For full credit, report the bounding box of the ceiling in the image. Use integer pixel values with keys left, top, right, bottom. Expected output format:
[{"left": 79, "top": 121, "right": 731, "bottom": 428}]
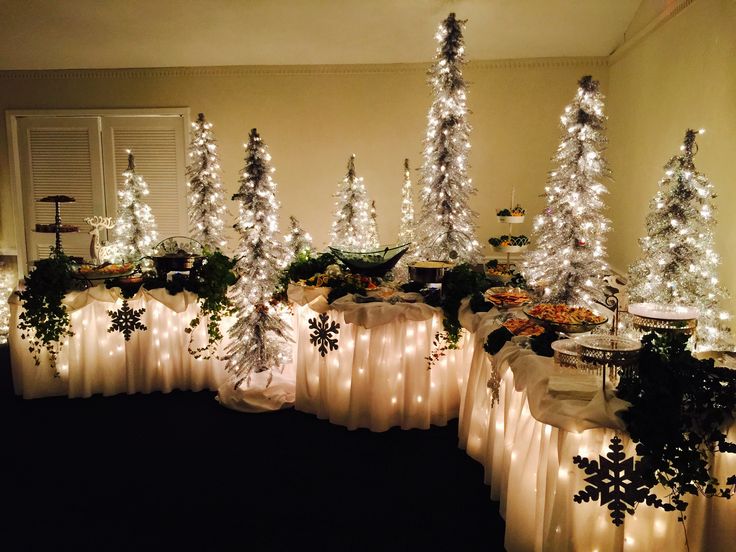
[{"left": 0, "top": 0, "right": 643, "bottom": 70}]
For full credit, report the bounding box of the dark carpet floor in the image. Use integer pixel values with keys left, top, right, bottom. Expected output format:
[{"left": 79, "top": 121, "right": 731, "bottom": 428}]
[{"left": 0, "top": 344, "right": 505, "bottom": 551}]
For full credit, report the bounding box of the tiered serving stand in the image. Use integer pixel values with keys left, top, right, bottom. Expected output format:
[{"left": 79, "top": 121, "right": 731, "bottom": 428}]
[{"left": 33, "top": 195, "right": 78, "bottom": 256}]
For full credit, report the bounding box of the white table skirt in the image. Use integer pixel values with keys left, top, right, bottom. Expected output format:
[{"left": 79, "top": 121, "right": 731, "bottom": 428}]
[
  {"left": 9, "top": 285, "right": 231, "bottom": 399},
  {"left": 291, "top": 289, "right": 474, "bottom": 431},
  {"left": 459, "top": 336, "right": 736, "bottom": 552}
]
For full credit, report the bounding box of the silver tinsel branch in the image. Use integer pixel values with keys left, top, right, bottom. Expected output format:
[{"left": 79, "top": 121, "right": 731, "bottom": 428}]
[
  {"left": 398, "top": 158, "right": 415, "bottom": 244},
  {"left": 225, "top": 128, "right": 291, "bottom": 388},
  {"left": 113, "top": 151, "right": 158, "bottom": 262},
  {"left": 330, "top": 154, "right": 379, "bottom": 252},
  {"left": 186, "top": 113, "right": 227, "bottom": 251},
  {"left": 284, "top": 215, "right": 313, "bottom": 259},
  {"left": 368, "top": 200, "right": 380, "bottom": 247},
  {"left": 523, "top": 75, "right": 611, "bottom": 307},
  {"left": 413, "top": 12, "right": 481, "bottom": 263},
  {"left": 628, "top": 129, "right": 733, "bottom": 351}
]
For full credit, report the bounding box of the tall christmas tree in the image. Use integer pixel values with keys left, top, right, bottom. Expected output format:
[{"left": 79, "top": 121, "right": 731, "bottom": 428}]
[
  {"left": 413, "top": 13, "right": 480, "bottom": 263},
  {"left": 628, "top": 129, "right": 733, "bottom": 351},
  {"left": 0, "top": 262, "right": 13, "bottom": 345},
  {"left": 114, "top": 151, "right": 158, "bottom": 261},
  {"left": 523, "top": 75, "right": 611, "bottom": 307},
  {"left": 225, "top": 129, "right": 290, "bottom": 388},
  {"left": 398, "top": 158, "right": 415, "bottom": 244},
  {"left": 330, "top": 154, "right": 379, "bottom": 251},
  {"left": 187, "top": 113, "right": 227, "bottom": 251},
  {"left": 284, "top": 215, "right": 313, "bottom": 259}
]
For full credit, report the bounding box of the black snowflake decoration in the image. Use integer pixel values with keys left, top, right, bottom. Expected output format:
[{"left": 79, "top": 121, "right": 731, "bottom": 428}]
[
  {"left": 107, "top": 299, "right": 147, "bottom": 341},
  {"left": 308, "top": 313, "right": 340, "bottom": 357},
  {"left": 572, "top": 435, "right": 649, "bottom": 526}
]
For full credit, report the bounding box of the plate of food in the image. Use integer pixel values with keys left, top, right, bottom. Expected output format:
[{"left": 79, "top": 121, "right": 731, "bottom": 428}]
[
  {"left": 524, "top": 303, "right": 607, "bottom": 334},
  {"left": 502, "top": 317, "right": 545, "bottom": 336},
  {"left": 484, "top": 287, "right": 532, "bottom": 309},
  {"left": 73, "top": 262, "right": 135, "bottom": 280}
]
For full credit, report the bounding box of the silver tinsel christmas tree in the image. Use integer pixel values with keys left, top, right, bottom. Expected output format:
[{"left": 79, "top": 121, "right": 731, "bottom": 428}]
[
  {"left": 225, "top": 129, "right": 290, "bottom": 388},
  {"left": 523, "top": 75, "right": 611, "bottom": 307},
  {"left": 368, "top": 200, "right": 380, "bottom": 246},
  {"left": 186, "top": 113, "right": 227, "bottom": 251},
  {"left": 284, "top": 215, "right": 313, "bottom": 259},
  {"left": 330, "top": 154, "right": 379, "bottom": 252},
  {"left": 113, "top": 151, "right": 158, "bottom": 262},
  {"left": 628, "top": 129, "right": 733, "bottom": 351},
  {"left": 413, "top": 13, "right": 480, "bottom": 263},
  {"left": 398, "top": 158, "right": 415, "bottom": 244}
]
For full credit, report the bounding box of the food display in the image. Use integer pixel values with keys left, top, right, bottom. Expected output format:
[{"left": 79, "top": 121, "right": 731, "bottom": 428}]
[
  {"left": 483, "top": 287, "right": 532, "bottom": 309},
  {"left": 485, "top": 261, "right": 515, "bottom": 284},
  {"left": 496, "top": 205, "right": 526, "bottom": 223},
  {"left": 488, "top": 234, "right": 530, "bottom": 252},
  {"left": 328, "top": 244, "right": 409, "bottom": 277},
  {"left": 502, "top": 318, "right": 545, "bottom": 336},
  {"left": 524, "top": 303, "right": 607, "bottom": 333},
  {"left": 74, "top": 262, "right": 135, "bottom": 280}
]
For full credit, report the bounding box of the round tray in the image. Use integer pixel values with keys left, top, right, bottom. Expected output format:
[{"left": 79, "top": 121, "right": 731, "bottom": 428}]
[
  {"left": 575, "top": 335, "right": 641, "bottom": 369},
  {"left": 551, "top": 339, "right": 581, "bottom": 369},
  {"left": 628, "top": 302, "right": 699, "bottom": 335},
  {"left": 524, "top": 309, "right": 608, "bottom": 334},
  {"left": 72, "top": 264, "right": 135, "bottom": 281}
]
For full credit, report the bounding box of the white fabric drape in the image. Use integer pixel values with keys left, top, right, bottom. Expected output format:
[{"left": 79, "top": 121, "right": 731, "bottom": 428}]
[
  {"left": 9, "top": 284, "right": 230, "bottom": 399},
  {"left": 459, "top": 332, "right": 736, "bottom": 552},
  {"left": 290, "top": 286, "right": 474, "bottom": 431}
]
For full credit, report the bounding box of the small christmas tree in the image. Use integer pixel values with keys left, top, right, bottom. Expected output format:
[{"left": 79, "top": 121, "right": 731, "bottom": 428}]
[
  {"left": 330, "top": 154, "right": 379, "bottom": 252},
  {"left": 187, "top": 113, "right": 227, "bottom": 251},
  {"left": 628, "top": 129, "right": 733, "bottom": 350},
  {"left": 225, "top": 129, "right": 290, "bottom": 388},
  {"left": 398, "top": 158, "right": 415, "bottom": 244},
  {"left": 413, "top": 13, "right": 481, "bottom": 263},
  {"left": 114, "top": 151, "right": 158, "bottom": 262},
  {"left": 523, "top": 75, "right": 611, "bottom": 307},
  {"left": 284, "top": 215, "right": 313, "bottom": 259}
]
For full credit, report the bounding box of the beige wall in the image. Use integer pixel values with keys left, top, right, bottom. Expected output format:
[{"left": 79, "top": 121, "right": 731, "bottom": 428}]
[
  {"left": 0, "top": 58, "right": 608, "bottom": 262},
  {"left": 607, "top": 0, "right": 736, "bottom": 313}
]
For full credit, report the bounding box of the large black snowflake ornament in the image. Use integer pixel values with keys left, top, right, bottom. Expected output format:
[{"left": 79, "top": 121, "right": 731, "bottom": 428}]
[
  {"left": 308, "top": 313, "right": 340, "bottom": 357},
  {"left": 108, "top": 299, "right": 147, "bottom": 341},
  {"left": 572, "top": 435, "right": 649, "bottom": 526}
]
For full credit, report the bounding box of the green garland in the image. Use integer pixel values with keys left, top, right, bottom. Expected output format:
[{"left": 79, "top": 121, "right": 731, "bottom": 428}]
[
  {"left": 184, "top": 251, "right": 237, "bottom": 359},
  {"left": 17, "top": 253, "right": 82, "bottom": 370},
  {"left": 435, "top": 264, "right": 492, "bottom": 347},
  {"left": 616, "top": 332, "right": 736, "bottom": 517}
]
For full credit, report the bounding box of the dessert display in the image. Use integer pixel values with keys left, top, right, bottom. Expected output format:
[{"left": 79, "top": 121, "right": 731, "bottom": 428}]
[
  {"left": 496, "top": 204, "right": 526, "bottom": 223},
  {"left": 488, "top": 234, "right": 530, "bottom": 252},
  {"left": 34, "top": 195, "right": 78, "bottom": 256},
  {"left": 483, "top": 287, "right": 532, "bottom": 309}
]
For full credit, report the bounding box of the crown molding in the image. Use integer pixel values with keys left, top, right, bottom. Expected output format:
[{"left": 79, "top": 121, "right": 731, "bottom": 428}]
[
  {"left": 609, "top": 0, "right": 695, "bottom": 64},
  {"left": 0, "top": 57, "right": 608, "bottom": 80}
]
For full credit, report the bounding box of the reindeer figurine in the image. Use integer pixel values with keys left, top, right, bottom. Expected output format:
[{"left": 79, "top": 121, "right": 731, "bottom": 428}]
[{"left": 84, "top": 216, "right": 116, "bottom": 265}]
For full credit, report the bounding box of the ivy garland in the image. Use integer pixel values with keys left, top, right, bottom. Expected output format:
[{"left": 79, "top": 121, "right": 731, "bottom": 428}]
[
  {"left": 17, "top": 253, "right": 83, "bottom": 371},
  {"left": 616, "top": 332, "right": 736, "bottom": 519},
  {"left": 184, "top": 251, "right": 237, "bottom": 359}
]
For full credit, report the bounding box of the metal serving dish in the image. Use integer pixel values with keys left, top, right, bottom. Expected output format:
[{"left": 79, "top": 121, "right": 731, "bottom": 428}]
[{"left": 408, "top": 261, "right": 454, "bottom": 284}]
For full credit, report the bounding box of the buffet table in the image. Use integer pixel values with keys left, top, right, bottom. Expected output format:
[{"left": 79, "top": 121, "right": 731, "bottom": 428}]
[
  {"left": 289, "top": 285, "right": 474, "bottom": 431},
  {"left": 9, "top": 284, "right": 233, "bottom": 399},
  {"left": 458, "top": 307, "right": 736, "bottom": 552}
]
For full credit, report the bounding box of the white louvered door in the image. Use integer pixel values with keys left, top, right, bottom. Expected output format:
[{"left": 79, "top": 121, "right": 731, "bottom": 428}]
[
  {"left": 102, "top": 116, "right": 187, "bottom": 243},
  {"left": 17, "top": 117, "right": 106, "bottom": 260}
]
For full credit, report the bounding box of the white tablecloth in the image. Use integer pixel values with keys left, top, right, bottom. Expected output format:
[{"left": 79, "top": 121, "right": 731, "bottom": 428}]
[
  {"left": 459, "top": 323, "right": 736, "bottom": 551},
  {"left": 9, "top": 284, "right": 233, "bottom": 399},
  {"left": 290, "top": 285, "right": 474, "bottom": 431}
]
